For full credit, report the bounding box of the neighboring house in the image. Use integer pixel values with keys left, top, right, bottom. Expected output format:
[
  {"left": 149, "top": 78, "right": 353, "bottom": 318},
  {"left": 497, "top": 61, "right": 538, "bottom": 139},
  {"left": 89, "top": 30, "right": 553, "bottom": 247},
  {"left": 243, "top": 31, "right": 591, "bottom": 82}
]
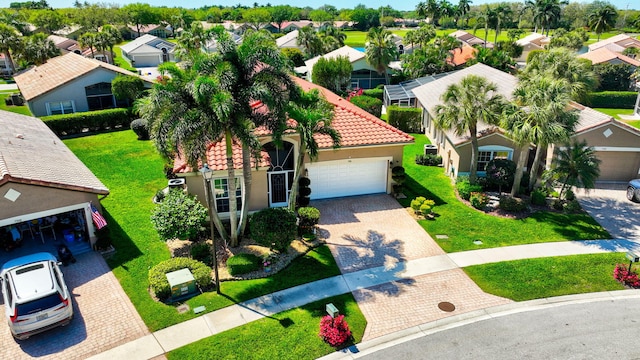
[
  {"left": 0, "top": 54, "right": 11, "bottom": 75},
  {"left": 276, "top": 30, "right": 302, "bottom": 50},
  {"left": 47, "top": 35, "right": 111, "bottom": 64},
  {"left": 279, "top": 20, "right": 314, "bottom": 33},
  {"left": 122, "top": 24, "right": 169, "bottom": 40},
  {"left": 13, "top": 52, "right": 153, "bottom": 117},
  {"left": 449, "top": 45, "right": 476, "bottom": 67},
  {"left": 53, "top": 25, "right": 85, "bottom": 40},
  {"left": 120, "top": 34, "right": 176, "bottom": 67},
  {"left": 174, "top": 76, "right": 413, "bottom": 214},
  {"left": 203, "top": 32, "right": 243, "bottom": 53},
  {"left": 412, "top": 63, "right": 640, "bottom": 182},
  {"left": 578, "top": 47, "right": 640, "bottom": 68},
  {"left": 383, "top": 72, "right": 455, "bottom": 108},
  {"left": 0, "top": 110, "right": 109, "bottom": 248},
  {"left": 515, "top": 33, "right": 550, "bottom": 62},
  {"left": 588, "top": 34, "right": 640, "bottom": 53},
  {"left": 305, "top": 45, "right": 388, "bottom": 89},
  {"left": 449, "top": 30, "right": 494, "bottom": 49}
]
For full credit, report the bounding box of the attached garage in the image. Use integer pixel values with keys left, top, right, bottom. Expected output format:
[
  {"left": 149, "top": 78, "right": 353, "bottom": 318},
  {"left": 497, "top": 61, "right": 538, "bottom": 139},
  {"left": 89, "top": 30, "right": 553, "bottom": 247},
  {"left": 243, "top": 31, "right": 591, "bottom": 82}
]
[
  {"left": 306, "top": 157, "right": 391, "bottom": 200},
  {"left": 593, "top": 151, "right": 640, "bottom": 181},
  {"left": 130, "top": 54, "right": 161, "bottom": 67}
]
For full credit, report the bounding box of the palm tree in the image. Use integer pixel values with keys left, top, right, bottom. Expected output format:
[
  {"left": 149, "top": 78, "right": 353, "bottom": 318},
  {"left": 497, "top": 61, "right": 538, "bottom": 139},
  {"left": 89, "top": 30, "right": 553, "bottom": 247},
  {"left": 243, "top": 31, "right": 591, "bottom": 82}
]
[
  {"left": 286, "top": 87, "right": 341, "bottom": 210},
  {"left": 525, "top": 0, "right": 566, "bottom": 36},
  {"left": 297, "top": 26, "right": 323, "bottom": 57},
  {"left": 588, "top": 4, "right": 618, "bottom": 41},
  {"left": 0, "top": 24, "right": 21, "bottom": 73},
  {"left": 365, "top": 27, "right": 398, "bottom": 85},
  {"left": 320, "top": 25, "right": 346, "bottom": 47},
  {"left": 458, "top": 0, "right": 472, "bottom": 26},
  {"left": 474, "top": 5, "right": 496, "bottom": 48},
  {"left": 175, "top": 21, "right": 216, "bottom": 59},
  {"left": 136, "top": 31, "right": 296, "bottom": 247},
  {"left": 493, "top": 4, "right": 513, "bottom": 44},
  {"left": 544, "top": 139, "right": 601, "bottom": 199},
  {"left": 99, "top": 25, "right": 122, "bottom": 64},
  {"left": 78, "top": 32, "right": 97, "bottom": 59},
  {"left": 416, "top": 0, "right": 441, "bottom": 26},
  {"left": 434, "top": 75, "right": 506, "bottom": 184},
  {"left": 20, "top": 33, "right": 60, "bottom": 66}
]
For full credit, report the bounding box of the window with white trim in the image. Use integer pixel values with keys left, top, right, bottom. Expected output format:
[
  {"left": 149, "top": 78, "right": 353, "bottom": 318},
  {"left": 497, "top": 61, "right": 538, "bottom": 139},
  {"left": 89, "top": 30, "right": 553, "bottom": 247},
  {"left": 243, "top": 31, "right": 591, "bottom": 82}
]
[
  {"left": 477, "top": 146, "right": 513, "bottom": 171},
  {"left": 213, "top": 178, "right": 242, "bottom": 213},
  {"left": 46, "top": 100, "right": 75, "bottom": 115}
]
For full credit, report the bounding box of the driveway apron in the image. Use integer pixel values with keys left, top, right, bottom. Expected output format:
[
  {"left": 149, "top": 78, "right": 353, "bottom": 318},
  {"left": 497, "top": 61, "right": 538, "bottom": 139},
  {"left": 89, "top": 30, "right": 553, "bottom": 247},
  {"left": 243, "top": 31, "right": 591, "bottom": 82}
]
[
  {"left": 313, "top": 194, "right": 511, "bottom": 340},
  {"left": 576, "top": 184, "right": 640, "bottom": 241}
]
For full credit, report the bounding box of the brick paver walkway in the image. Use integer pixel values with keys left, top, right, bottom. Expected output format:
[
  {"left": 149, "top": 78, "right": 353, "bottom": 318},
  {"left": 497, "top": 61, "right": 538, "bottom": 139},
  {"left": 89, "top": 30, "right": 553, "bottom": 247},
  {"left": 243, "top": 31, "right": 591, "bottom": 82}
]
[
  {"left": 314, "top": 194, "right": 511, "bottom": 341},
  {"left": 0, "top": 252, "right": 148, "bottom": 360}
]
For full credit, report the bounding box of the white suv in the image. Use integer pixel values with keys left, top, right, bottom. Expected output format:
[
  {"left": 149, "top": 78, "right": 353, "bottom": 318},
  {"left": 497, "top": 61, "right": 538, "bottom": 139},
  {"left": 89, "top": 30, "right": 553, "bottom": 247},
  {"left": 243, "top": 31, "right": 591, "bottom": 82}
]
[{"left": 1, "top": 252, "right": 73, "bottom": 340}]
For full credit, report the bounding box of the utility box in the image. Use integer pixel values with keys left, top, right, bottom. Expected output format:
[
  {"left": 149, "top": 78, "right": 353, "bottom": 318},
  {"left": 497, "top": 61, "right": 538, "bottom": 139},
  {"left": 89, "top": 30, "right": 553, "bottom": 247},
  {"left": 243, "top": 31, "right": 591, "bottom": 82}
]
[{"left": 166, "top": 268, "right": 197, "bottom": 299}]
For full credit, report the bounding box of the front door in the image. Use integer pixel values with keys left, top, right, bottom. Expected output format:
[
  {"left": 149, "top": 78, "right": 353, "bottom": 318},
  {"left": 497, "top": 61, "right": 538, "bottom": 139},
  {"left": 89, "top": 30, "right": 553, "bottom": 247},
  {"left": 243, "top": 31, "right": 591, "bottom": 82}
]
[
  {"left": 264, "top": 141, "right": 295, "bottom": 207},
  {"left": 269, "top": 171, "right": 289, "bottom": 207}
]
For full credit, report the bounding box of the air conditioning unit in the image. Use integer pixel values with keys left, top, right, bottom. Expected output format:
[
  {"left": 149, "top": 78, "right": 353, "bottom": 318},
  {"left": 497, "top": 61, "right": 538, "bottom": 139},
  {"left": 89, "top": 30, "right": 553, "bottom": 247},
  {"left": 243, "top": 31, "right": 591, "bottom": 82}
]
[
  {"left": 424, "top": 144, "right": 438, "bottom": 155},
  {"left": 168, "top": 178, "right": 186, "bottom": 190}
]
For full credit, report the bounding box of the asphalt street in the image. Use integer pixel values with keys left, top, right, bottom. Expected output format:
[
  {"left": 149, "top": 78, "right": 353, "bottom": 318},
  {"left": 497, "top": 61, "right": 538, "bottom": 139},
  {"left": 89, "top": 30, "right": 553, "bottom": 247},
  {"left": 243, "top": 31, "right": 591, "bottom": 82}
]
[{"left": 360, "top": 298, "right": 640, "bottom": 360}]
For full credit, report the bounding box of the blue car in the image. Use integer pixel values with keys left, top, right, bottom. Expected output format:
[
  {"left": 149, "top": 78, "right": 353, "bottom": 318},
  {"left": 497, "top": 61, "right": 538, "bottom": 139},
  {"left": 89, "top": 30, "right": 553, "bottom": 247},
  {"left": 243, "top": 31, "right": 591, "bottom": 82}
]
[{"left": 627, "top": 179, "right": 640, "bottom": 202}]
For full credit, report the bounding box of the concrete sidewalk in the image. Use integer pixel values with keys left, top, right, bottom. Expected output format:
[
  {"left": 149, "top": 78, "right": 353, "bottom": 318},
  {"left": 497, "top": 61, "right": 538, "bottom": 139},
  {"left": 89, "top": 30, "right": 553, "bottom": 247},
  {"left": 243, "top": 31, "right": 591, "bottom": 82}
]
[{"left": 88, "top": 238, "right": 640, "bottom": 360}]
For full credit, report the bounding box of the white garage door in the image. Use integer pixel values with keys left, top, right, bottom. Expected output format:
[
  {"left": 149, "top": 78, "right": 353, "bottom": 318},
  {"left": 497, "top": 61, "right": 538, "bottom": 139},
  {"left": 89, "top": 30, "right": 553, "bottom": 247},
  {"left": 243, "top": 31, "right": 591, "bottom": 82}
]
[
  {"left": 306, "top": 157, "right": 390, "bottom": 200},
  {"left": 132, "top": 55, "right": 160, "bottom": 67}
]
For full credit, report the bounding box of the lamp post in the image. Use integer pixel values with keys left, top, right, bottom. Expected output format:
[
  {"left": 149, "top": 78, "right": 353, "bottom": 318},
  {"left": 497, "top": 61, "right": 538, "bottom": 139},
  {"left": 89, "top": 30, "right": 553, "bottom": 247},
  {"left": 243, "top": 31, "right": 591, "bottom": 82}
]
[{"left": 199, "top": 164, "right": 221, "bottom": 294}]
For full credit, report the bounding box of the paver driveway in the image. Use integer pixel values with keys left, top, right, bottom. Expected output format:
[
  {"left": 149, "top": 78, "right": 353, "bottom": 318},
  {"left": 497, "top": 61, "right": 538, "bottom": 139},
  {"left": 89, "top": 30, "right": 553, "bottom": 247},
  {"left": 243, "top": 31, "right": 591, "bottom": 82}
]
[
  {"left": 576, "top": 184, "right": 640, "bottom": 241},
  {"left": 313, "top": 194, "right": 510, "bottom": 340},
  {"left": 0, "top": 251, "right": 148, "bottom": 360}
]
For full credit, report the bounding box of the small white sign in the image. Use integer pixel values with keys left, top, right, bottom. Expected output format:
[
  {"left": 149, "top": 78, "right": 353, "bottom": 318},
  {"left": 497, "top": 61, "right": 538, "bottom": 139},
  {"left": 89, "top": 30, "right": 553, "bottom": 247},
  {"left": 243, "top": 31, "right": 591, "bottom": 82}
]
[{"left": 4, "top": 188, "right": 21, "bottom": 202}]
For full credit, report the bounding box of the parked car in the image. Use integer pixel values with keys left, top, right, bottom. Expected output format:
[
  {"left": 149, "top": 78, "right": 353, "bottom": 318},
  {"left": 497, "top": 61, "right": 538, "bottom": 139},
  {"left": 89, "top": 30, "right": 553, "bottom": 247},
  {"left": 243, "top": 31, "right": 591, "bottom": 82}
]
[
  {"left": 627, "top": 179, "right": 640, "bottom": 202},
  {"left": 0, "top": 252, "right": 73, "bottom": 340}
]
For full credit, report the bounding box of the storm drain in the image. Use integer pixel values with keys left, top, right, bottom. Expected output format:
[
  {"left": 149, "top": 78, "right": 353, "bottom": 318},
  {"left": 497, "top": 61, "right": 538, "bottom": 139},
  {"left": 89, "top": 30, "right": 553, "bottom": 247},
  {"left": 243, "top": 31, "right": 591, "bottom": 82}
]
[{"left": 438, "top": 301, "right": 456, "bottom": 312}]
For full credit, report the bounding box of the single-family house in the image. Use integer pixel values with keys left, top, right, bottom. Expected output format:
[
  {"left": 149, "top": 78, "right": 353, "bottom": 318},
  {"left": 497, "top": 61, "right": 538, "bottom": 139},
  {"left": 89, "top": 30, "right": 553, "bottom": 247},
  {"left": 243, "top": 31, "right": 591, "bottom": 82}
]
[
  {"left": 122, "top": 24, "right": 170, "bottom": 40},
  {"left": 449, "top": 30, "right": 494, "bottom": 49},
  {"left": 515, "top": 33, "right": 550, "bottom": 63},
  {"left": 276, "top": 30, "right": 302, "bottom": 50},
  {"left": 412, "top": 63, "right": 640, "bottom": 182},
  {"left": 120, "top": 34, "right": 176, "bottom": 67},
  {"left": 0, "top": 110, "right": 109, "bottom": 249},
  {"left": 305, "top": 45, "right": 388, "bottom": 89},
  {"left": 52, "top": 25, "right": 85, "bottom": 40},
  {"left": 383, "top": 72, "right": 455, "bottom": 108},
  {"left": 588, "top": 34, "right": 640, "bottom": 53},
  {"left": 48, "top": 34, "right": 111, "bottom": 64},
  {"left": 279, "top": 21, "right": 314, "bottom": 33},
  {"left": 13, "top": 52, "right": 153, "bottom": 117},
  {"left": 203, "top": 32, "right": 243, "bottom": 53},
  {"left": 173, "top": 76, "right": 413, "bottom": 214},
  {"left": 579, "top": 47, "right": 640, "bottom": 68}
]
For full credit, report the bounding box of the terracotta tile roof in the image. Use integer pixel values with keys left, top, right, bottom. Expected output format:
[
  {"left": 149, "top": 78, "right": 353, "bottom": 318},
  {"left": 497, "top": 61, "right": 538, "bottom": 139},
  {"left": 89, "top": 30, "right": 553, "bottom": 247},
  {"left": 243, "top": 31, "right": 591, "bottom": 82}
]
[
  {"left": 0, "top": 110, "right": 109, "bottom": 194},
  {"left": 578, "top": 47, "right": 640, "bottom": 67},
  {"left": 449, "top": 45, "right": 476, "bottom": 66},
  {"left": 14, "top": 53, "right": 147, "bottom": 101},
  {"left": 174, "top": 76, "right": 413, "bottom": 173}
]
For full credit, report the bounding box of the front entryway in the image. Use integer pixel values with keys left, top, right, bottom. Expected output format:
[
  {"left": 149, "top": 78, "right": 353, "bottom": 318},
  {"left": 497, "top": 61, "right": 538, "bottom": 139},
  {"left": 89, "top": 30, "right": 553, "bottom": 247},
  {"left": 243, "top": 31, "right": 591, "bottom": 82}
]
[{"left": 264, "top": 141, "right": 294, "bottom": 207}]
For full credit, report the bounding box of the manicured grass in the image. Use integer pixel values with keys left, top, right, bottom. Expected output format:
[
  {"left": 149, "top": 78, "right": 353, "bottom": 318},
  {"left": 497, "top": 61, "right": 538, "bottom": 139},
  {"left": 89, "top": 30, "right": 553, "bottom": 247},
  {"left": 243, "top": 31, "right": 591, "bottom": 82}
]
[
  {"left": 64, "top": 130, "right": 344, "bottom": 331},
  {"left": 594, "top": 108, "right": 635, "bottom": 120},
  {"left": 113, "top": 43, "right": 138, "bottom": 73},
  {"left": 399, "top": 134, "right": 610, "bottom": 253},
  {"left": 167, "top": 294, "right": 366, "bottom": 360},
  {"left": 464, "top": 253, "right": 627, "bottom": 301},
  {"left": 626, "top": 120, "right": 640, "bottom": 129},
  {"left": 0, "top": 92, "right": 32, "bottom": 116}
]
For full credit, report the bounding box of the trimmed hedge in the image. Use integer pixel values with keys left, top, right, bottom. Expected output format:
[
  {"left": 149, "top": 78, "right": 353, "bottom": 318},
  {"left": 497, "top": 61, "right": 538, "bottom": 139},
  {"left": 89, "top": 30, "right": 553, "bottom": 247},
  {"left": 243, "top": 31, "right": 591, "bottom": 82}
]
[
  {"left": 298, "top": 206, "right": 320, "bottom": 229},
  {"left": 456, "top": 177, "right": 483, "bottom": 201},
  {"left": 41, "top": 108, "right": 135, "bottom": 136},
  {"left": 250, "top": 207, "right": 297, "bottom": 252},
  {"left": 363, "top": 88, "right": 384, "bottom": 100},
  {"left": 387, "top": 105, "right": 421, "bottom": 133},
  {"left": 148, "top": 257, "right": 212, "bottom": 301},
  {"left": 586, "top": 91, "right": 637, "bottom": 109},
  {"left": 130, "top": 118, "right": 149, "bottom": 140},
  {"left": 349, "top": 95, "right": 382, "bottom": 117},
  {"left": 226, "top": 253, "right": 262, "bottom": 275}
]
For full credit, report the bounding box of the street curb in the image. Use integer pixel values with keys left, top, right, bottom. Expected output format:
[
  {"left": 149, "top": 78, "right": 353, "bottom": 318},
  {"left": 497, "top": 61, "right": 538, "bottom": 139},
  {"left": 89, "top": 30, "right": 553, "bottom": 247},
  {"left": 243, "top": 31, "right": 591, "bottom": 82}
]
[{"left": 318, "top": 289, "right": 640, "bottom": 359}]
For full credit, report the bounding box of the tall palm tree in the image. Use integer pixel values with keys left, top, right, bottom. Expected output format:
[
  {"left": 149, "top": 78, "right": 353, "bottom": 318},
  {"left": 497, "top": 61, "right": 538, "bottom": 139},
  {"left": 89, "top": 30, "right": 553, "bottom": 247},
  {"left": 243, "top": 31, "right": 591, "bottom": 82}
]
[
  {"left": 175, "top": 21, "right": 216, "bottom": 59},
  {"left": 320, "top": 25, "right": 346, "bottom": 47},
  {"left": 0, "top": 24, "right": 21, "bottom": 73},
  {"left": 474, "top": 5, "right": 496, "bottom": 48},
  {"left": 365, "top": 27, "right": 398, "bottom": 85},
  {"left": 99, "top": 25, "right": 122, "bottom": 65},
  {"left": 493, "top": 4, "right": 513, "bottom": 44},
  {"left": 416, "top": 0, "right": 441, "bottom": 25},
  {"left": 458, "top": 0, "right": 472, "bottom": 26},
  {"left": 588, "top": 4, "right": 618, "bottom": 41},
  {"left": 286, "top": 87, "right": 341, "bottom": 210},
  {"left": 544, "top": 139, "right": 600, "bottom": 199},
  {"left": 78, "top": 32, "right": 97, "bottom": 59},
  {"left": 21, "top": 33, "right": 59, "bottom": 66},
  {"left": 137, "top": 30, "right": 296, "bottom": 247},
  {"left": 525, "top": 0, "right": 567, "bottom": 36},
  {"left": 434, "top": 75, "right": 506, "bottom": 184},
  {"left": 297, "top": 26, "right": 323, "bottom": 57}
]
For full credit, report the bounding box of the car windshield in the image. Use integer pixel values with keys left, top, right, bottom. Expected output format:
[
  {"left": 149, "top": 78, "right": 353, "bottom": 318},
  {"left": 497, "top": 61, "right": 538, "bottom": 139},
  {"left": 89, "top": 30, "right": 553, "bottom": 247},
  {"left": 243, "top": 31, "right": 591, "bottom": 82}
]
[{"left": 17, "top": 293, "right": 61, "bottom": 316}]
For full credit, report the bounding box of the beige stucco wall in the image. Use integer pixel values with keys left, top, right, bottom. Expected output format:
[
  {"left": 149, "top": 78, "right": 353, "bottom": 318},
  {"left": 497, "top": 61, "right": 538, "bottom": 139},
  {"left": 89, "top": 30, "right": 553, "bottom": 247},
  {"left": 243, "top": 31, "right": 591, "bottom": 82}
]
[
  {"left": 574, "top": 123, "right": 640, "bottom": 148},
  {"left": 455, "top": 134, "right": 528, "bottom": 174}
]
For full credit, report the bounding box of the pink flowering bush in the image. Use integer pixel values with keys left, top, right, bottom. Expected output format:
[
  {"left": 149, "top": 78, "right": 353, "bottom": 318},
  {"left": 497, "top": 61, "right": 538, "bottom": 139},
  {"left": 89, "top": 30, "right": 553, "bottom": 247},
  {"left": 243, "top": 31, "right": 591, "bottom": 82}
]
[
  {"left": 613, "top": 264, "right": 640, "bottom": 288},
  {"left": 319, "top": 315, "right": 352, "bottom": 347}
]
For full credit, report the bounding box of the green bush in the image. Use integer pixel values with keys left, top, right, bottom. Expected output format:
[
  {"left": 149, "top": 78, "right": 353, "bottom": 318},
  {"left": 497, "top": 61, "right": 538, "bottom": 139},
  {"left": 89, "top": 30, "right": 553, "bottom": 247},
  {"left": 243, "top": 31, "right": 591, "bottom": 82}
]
[
  {"left": 148, "top": 257, "right": 212, "bottom": 300},
  {"left": 226, "top": 253, "right": 262, "bottom": 275},
  {"left": 499, "top": 196, "right": 528, "bottom": 212},
  {"left": 298, "top": 207, "right": 320, "bottom": 229},
  {"left": 470, "top": 192, "right": 489, "bottom": 210},
  {"left": 281, "top": 47, "right": 305, "bottom": 67},
  {"left": 387, "top": 105, "right": 422, "bottom": 133},
  {"left": 415, "top": 154, "right": 442, "bottom": 166},
  {"left": 530, "top": 189, "right": 547, "bottom": 206},
  {"left": 130, "top": 118, "right": 149, "bottom": 140},
  {"left": 150, "top": 189, "right": 207, "bottom": 241},
  {"left": 564, "top": 189, "right": 576, "bottom": 201},
  {"left": 410, "top": 196, "right": 427, "bottom": 213},
  {"left": 42, "top": 108, "right": 135, "bottom": 136},
  {"left": 349, "top": 95, "right": 382, "bottom": 117},
  {"left": 586, "top": 91, "right": 637, "bottom": 109},
  {"left": 410, "top": 196, "right": 435, "bottom": 214},
  {"left": 363, "top": 88, "right": 384, "bottom": 100},
  {"left": 551, "top": 198, "right": 564, "bottom": 210},
  {"left": 250, "top": 207, "right": 297, "bottom": 252},
  {"left": 456, "top": 177, "right": 483, "bottom": 201},
  {"left": 564, "top": 199, "right": 582, "bottom": 213},
  {"left": 190, "top": 242, "right": 212, "bottom": 265}
]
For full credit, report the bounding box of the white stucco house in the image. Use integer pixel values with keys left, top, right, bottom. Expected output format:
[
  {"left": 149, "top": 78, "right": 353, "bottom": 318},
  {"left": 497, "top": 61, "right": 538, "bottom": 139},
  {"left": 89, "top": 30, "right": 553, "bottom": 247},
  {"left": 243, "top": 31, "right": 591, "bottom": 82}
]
[
  {"left": 120, "top": 34, "right": 176, "bottom": 67},
  {"left": 304, "top": 45, "right": 388, "bottom": 89}
]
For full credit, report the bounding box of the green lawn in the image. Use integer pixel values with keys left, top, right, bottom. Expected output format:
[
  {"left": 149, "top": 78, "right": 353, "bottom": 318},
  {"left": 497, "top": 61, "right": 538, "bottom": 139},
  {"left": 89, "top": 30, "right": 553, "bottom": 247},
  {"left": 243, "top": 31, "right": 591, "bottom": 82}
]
[
  {"left": 464, "top": 253, "right": 627, "bottom": 301},
  {"left": 594, "top": 108, "right": 635, "bottom": 120},
  {"left": 626, "top": 120, "right": 640, "bottom": 129},
  {"left": 64, "top": 130, "right": 346, "bottom": 331},
  {"left": 113, "top": 42, "right": 138, "bottom": 73},
  {"left": 0, "top": 91, "right": 32, "bottom": 116},
  {"left": 168, "top": 294, "right": 366, "bottom": 360},
  {"left": 400, "top": 134, "right": 610, "bottom": 252}
]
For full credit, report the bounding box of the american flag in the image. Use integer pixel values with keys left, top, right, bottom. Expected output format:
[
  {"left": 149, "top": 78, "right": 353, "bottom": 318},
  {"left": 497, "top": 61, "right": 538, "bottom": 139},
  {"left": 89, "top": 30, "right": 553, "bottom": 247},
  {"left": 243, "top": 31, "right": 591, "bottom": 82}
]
[{"left": 90, "top": 203, "right": 107, "bottom": 230}]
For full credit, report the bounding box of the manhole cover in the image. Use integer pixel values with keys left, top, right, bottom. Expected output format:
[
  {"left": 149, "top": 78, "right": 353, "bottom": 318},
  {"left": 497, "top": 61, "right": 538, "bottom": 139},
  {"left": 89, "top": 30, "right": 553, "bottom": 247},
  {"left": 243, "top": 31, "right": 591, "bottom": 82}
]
[
  {"left": 473, "top": 240, "right": 483, "bottom": 245},
  {"left": 438, "top": 302, "right": 456, "bottom": 312}
]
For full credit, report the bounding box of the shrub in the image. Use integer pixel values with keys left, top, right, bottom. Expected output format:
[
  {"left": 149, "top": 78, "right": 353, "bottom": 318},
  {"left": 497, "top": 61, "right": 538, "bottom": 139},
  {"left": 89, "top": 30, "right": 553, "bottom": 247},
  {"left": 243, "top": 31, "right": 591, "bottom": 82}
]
[
  {"left": 485, "top": 159, "right": 515, "bottom": 193},
  {"left": 563, "top": 199, "right": 582, "bottom": 213},
  {"left": 42, "top": 108, "right": 135, "bottom": 136},
  {"left": 470, "top": 192, "right": 489, "bottom": 210},
  {"left": 551, "top": 198, "right": 564, "bottom": 211},
  {"left": 281, "top": 47, "right": 305, "bottom": 67},
  {"left": 349, "top": 95, "right": 382, "bottom": 117},
  {"left": 298, "top": 206, "right": 320, "bottom": 229},
  {"left": 250, "top": 207, "right": 297, "bottom": 252},
  {"left": 387, "top": 105, "right": 422, "bottom": 133},
  {"left": 226, "top": 253, "right": 262, "bottom": 275},
  {"left": 613, "top": 264, "right": 640, "bottom": 288},
  {"left": 586, "top": 91, "right": 637, "bottom": 109},
  {"left": 297, "top": 176, "right": 312, "bottom": 207},
  {"left": 410, "top": 196, "right": 427, "bottom": 213},
  {"left": 319, "top": 315, "right": 352, "bottom": 347},
  {"left": 530, "top": 189, "right": 547, "bottom": 206},
  {"left": 150, "top": 189, "right": 207, "bottom": 241},
  {"left": 410, "top": 196, "right": 435, "bottom": 215},
  {"left": 130, "top": 118, "right": 149, "bottom": 140},
  {"left": 499, "top": 196, "right": 528, "bottom": 212},
  {"left": 190, "top": 242, "right": 212, "bottom": 265},
  {"left": 456, "top": 177, "right": 483, "bottom": 201},
  {"left": 415, "top": 154, "right": 443, "bottom": 166},
  {"left": 564, "top": 189, "right": 576, "bottom": 201},
  {"left": 148, "top": 257, "right": 212, "bottom": 300},
  {"left": 363, "top": 88, "right": 384, "bottom": 100},
  {"left": 419, "top": 203, "right": 432, "bottom": 214}
]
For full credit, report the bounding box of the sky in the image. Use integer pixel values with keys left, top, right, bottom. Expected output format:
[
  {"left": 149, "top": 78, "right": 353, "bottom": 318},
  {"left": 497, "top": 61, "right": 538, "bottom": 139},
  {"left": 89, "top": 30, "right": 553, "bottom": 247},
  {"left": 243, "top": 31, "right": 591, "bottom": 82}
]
[{"left": 45, "top": 0, "right": 638, "bottom": 12}]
